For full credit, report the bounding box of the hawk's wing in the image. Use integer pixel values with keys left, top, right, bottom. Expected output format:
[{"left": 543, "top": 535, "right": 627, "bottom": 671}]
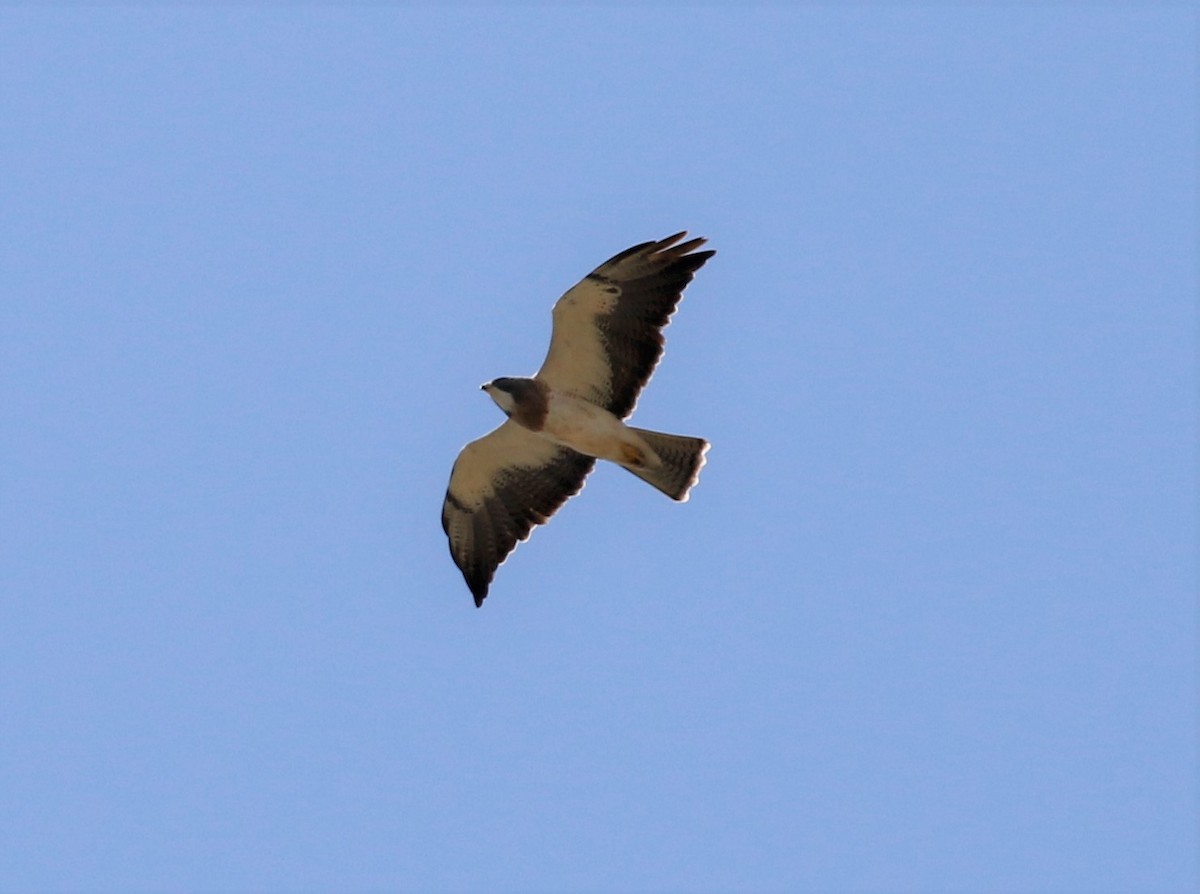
[
  {"left": 442, "top": 420, "right": 596, "bottom": 606},
  {"left": 536, "top": 232, "right": 714, "bottom": 419}
]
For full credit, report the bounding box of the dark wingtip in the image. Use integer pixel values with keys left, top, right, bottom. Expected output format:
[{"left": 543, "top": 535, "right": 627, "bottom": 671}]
[
  {"left": 656, "top": 232, "right": 713, "bottom": 258},
  {"left": 469, "top": 576, "right": 489, "bottom": 607}
]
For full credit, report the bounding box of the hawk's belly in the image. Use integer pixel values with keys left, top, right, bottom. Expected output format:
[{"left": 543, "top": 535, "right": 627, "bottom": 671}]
[{"left": 537, "top": 391, "right": 657, "bottom": 467}]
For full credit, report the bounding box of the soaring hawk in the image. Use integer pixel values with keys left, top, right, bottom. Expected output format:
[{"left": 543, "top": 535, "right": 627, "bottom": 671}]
[{"left": 441, "top": 232, "right": 713, "bottom": 606}]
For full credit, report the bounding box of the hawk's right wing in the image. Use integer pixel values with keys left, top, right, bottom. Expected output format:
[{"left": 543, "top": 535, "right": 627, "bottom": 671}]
[{"left": 441, "top": 420, "right": 595, "bottom": 606}]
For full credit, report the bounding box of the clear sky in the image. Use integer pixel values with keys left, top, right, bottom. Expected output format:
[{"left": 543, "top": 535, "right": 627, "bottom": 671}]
[{"left": 1, "top": 6, "right": 1196, "bottom": 893}]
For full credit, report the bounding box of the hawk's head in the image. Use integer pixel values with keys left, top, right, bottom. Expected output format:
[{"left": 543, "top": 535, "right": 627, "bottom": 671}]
[
  {"left": 481, "top": 377, "right": 547, "bottom": 428},
  {"left": 482, "top": 377, "right": 524, "bottom": 416}
]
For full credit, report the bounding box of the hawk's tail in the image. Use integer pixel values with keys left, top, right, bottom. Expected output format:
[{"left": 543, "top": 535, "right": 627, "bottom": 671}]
[{"left": 623, "top": 428, "right": 710, "bottom": 502}]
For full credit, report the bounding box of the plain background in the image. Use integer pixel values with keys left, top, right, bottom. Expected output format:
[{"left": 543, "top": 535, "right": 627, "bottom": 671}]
[{"left": 2, "top": 6, "right": 1196, "bottom": 893}]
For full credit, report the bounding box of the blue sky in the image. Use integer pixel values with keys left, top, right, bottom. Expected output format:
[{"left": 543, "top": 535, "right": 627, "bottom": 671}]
[{"left": 1, "top": 6, "right": 1196, "bottom": 893}]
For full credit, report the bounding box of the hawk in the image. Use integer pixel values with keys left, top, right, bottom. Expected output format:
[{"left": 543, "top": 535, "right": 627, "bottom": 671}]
[{"left": 441, "top": 232, "right": 713, "bottom": 606}]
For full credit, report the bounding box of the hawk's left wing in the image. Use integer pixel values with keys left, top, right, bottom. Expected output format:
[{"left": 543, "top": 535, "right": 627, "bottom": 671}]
[
  {"left": 442, "top": 420, "right": 595, "bottom": 606},
  {"left": 536, "top": 232, "right": 714, "bottom": 419}
]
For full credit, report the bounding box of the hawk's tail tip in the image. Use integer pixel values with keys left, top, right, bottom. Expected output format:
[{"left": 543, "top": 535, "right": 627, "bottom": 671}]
[{"left": 622, "top": 428, "right": 709, "bottom": 502}]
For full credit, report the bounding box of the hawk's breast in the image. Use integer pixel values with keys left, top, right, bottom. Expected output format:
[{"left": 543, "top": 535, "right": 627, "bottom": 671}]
[{"left": 539, "top": 389, "right": 635, "bottom": 463}]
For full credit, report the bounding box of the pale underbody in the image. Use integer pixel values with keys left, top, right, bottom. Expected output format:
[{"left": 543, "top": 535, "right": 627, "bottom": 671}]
[
  {"left": 486, "top": 383, "right": 662, "bottom": 469},
  {"left": 539, "top": 390, "right": 662, "bottom": 468}
]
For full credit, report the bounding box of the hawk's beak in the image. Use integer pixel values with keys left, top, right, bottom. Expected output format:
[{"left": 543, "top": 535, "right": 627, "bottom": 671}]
[{"left": 480, "top": 383, "right": 490, "bottom": 392}]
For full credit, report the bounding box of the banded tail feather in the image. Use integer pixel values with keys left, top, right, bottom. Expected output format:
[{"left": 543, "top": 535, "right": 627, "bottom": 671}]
[{"left": 621, "top": 428, "right": 709, "bottom": 502}]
